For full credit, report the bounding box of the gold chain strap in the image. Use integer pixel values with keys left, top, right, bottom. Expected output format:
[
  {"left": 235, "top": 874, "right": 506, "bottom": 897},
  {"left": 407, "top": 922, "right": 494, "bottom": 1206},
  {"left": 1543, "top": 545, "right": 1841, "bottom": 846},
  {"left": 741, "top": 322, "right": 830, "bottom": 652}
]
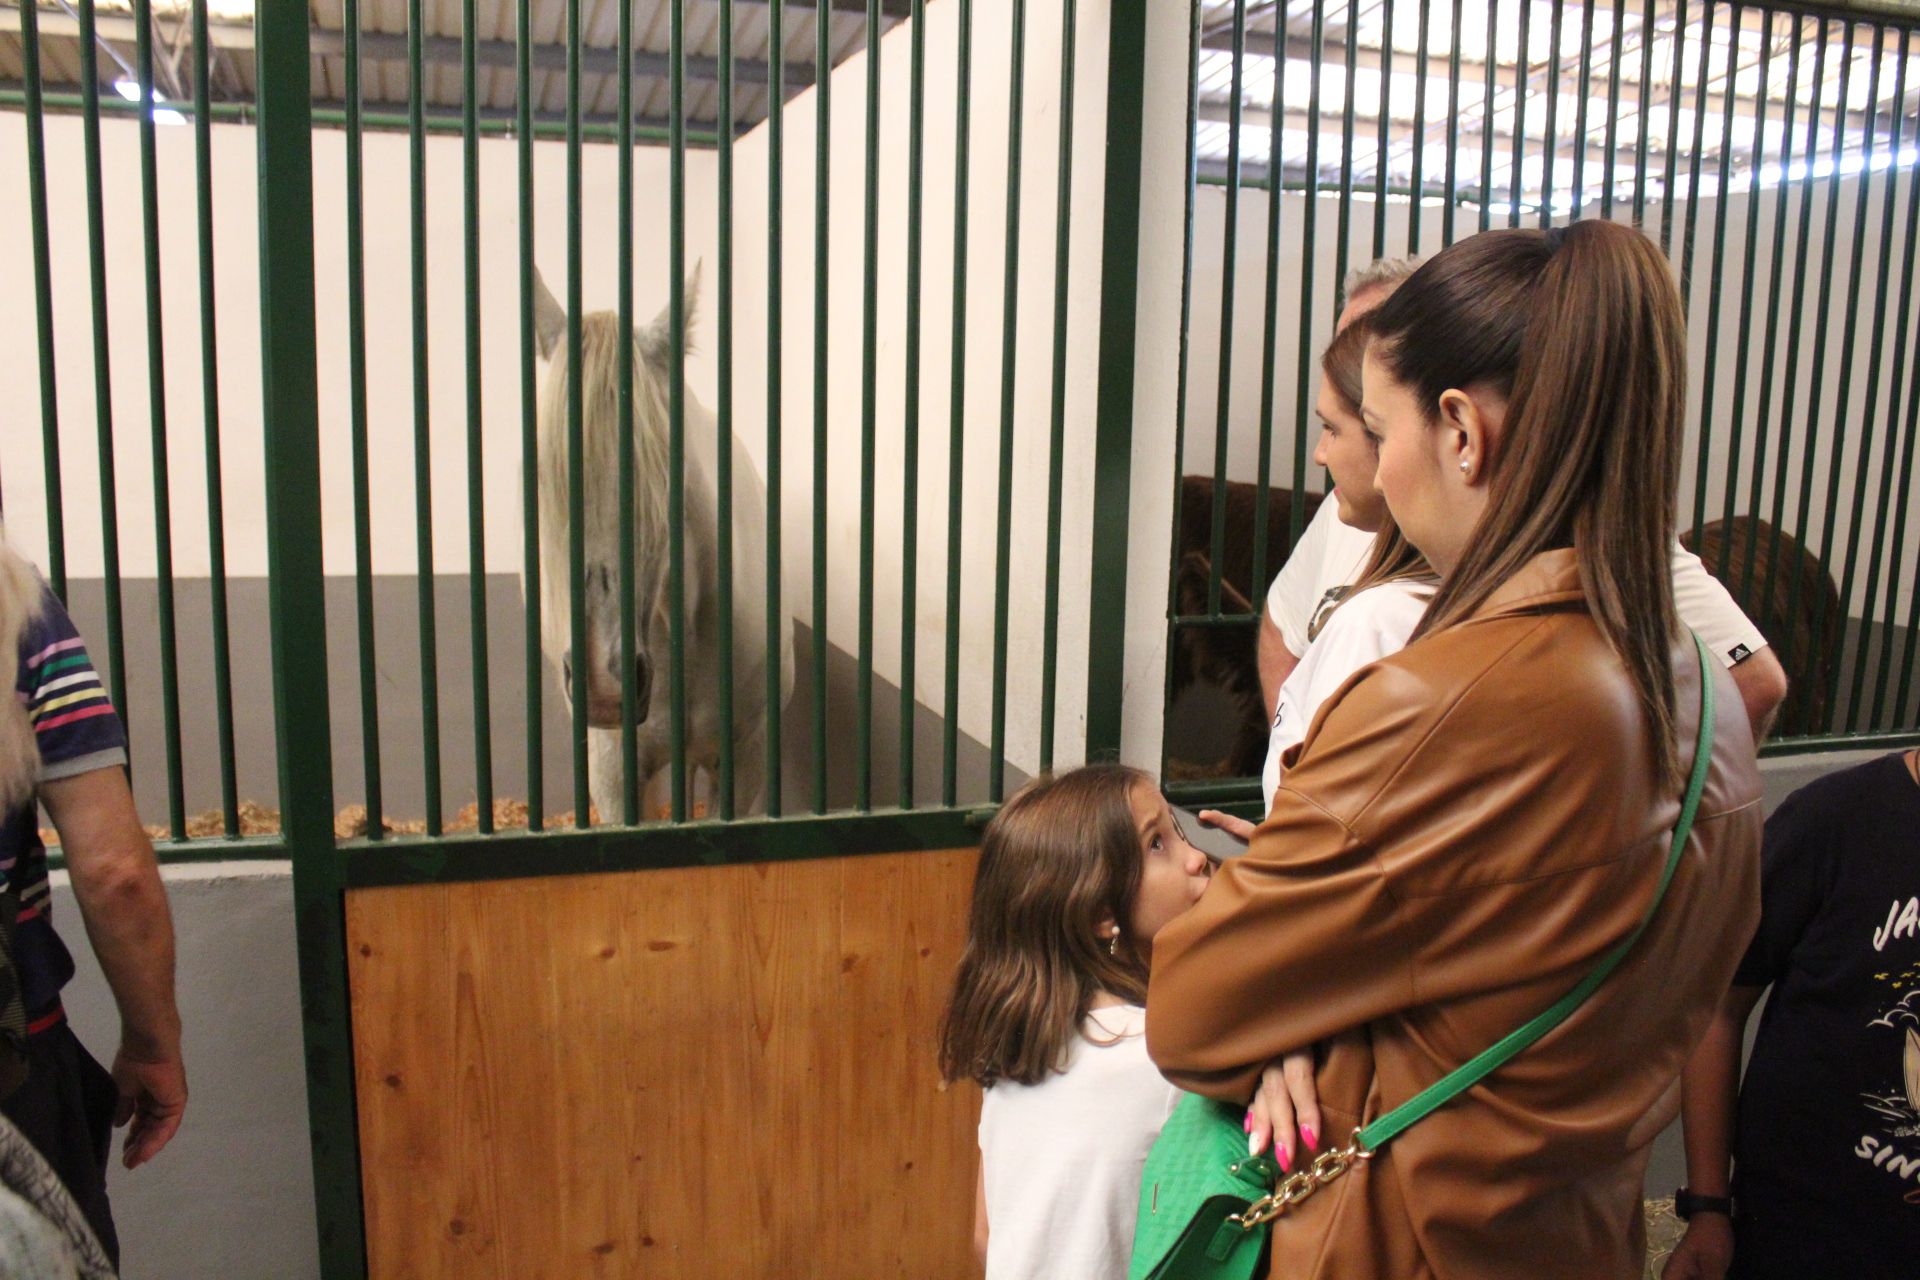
[{"left": 1226, "top": 1129, "right": 1372, "bottom": 1230}]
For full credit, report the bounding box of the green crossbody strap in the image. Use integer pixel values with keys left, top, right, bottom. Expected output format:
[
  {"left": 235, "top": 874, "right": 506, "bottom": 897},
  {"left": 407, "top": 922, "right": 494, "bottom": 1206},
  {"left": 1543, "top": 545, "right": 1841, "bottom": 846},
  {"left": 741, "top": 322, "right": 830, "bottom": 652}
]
[{"left": 1353, "top": 631, "right": 1717, "bottom": 1154}]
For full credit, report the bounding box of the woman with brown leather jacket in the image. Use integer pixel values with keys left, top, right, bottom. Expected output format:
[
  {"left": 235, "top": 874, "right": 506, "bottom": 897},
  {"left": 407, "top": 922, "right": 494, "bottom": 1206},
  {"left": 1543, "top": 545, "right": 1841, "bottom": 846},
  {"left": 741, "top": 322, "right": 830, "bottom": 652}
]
[{"left": 1145, "top": 221, "right": 1764, "bottom": 1280}]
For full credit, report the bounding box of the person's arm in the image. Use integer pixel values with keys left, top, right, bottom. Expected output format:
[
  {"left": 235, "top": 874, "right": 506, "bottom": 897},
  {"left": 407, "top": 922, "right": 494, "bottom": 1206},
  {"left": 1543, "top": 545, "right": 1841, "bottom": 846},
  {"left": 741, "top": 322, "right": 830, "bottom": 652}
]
[
  {"left": 972, "top": 1163, "right": 989, "bottom": 1268},
  {"left": 1257, "top": 613, "right": 1300, "bottom": 721},
  {"left": 1729, "top": 650, "right": 1787, "bottom": 744},
  {"left": 1668, "top": 542, "right": 1785, "bottom": 741},
  {"left": 39, "top": 767, "right": 185, "bottom": 1170},
  {"left": 1662, "top": 983, "right": 1765, "bottom": 1279}
]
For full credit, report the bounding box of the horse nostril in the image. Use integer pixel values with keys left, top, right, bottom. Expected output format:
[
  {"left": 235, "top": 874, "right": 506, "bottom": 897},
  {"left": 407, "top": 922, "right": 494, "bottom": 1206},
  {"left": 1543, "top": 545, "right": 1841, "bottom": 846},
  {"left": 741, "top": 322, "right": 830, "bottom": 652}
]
[{"left": 562, "top": 651, "right": 573, "bottom": 701}]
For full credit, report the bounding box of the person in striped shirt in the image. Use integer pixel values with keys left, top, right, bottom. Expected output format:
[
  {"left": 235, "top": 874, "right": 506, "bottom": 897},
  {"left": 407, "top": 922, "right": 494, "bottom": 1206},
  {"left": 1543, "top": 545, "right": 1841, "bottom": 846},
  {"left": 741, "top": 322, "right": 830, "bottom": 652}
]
[{"left": 0, "top": 545, "right": 184, "bottom": 1270}]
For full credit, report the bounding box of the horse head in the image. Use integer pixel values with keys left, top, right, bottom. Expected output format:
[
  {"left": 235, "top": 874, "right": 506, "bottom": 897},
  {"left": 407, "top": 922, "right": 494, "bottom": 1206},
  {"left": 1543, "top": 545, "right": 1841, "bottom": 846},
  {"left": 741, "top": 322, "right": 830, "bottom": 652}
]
[{"left": 530, "top": 264, "right": 702, "bottom": 731}]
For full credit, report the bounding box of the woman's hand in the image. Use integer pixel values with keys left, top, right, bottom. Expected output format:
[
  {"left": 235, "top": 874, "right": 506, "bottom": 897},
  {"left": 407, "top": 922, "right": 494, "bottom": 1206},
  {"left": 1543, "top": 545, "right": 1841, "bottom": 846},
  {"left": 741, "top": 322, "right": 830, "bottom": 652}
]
[
  {"left": 1246, "top": 1049, "right": 1321, "bottom": 1174},
  {"left": 1197, "top": 809, "right": 1257, "bottom": 842},
  {"left": 1660, "top": 1217, "right": 1733, "bottom": 1280}
]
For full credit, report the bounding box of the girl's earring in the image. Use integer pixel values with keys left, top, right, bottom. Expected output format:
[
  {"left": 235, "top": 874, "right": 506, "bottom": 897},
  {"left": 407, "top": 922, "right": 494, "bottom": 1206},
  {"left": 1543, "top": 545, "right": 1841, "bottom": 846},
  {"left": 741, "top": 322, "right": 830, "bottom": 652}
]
[
  {"left": 1108, "top": 929, "right": 1120, "bottom": 958},
  {"left": 1458, "top": 457, "right": 1471, "bottom": 473}
]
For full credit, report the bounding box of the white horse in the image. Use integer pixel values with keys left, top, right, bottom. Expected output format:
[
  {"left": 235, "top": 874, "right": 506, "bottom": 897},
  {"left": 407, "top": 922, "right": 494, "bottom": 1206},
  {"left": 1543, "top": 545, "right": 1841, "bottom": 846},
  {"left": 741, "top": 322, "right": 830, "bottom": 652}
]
[{"left": 531, "top": 267, "right": 793, "bottom": 820}]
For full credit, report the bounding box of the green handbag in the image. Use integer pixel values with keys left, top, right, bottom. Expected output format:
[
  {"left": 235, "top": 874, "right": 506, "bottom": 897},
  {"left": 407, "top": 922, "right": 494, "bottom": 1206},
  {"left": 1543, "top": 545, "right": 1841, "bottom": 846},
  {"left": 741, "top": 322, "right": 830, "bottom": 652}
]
[{"left": 1129, "top": 633, "right": 1719, "bottom": 1280}]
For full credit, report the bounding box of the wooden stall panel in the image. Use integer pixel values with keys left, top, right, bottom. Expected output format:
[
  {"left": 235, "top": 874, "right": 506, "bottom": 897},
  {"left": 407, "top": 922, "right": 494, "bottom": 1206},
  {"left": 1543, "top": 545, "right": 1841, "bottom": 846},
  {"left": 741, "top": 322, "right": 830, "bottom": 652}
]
[{"left": 346, "top": 850, "right": 981, "bottom": 1279}]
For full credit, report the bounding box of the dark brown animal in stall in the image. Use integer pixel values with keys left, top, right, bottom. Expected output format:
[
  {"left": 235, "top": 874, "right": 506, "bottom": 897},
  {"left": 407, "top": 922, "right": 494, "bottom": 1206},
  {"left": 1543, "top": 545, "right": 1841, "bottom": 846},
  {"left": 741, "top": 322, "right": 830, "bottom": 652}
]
[
  {"left": 1681, "top": 515, "right": 1843, "bottom": 737},
  {"left": 1167, "top": 478, "right": 1325, "bottom": 778}
]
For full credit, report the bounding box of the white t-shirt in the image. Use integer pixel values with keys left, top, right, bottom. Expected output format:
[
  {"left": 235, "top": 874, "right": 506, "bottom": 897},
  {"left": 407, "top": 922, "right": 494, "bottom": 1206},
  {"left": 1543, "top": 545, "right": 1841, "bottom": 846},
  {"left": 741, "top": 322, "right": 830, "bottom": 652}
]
[
  {"left": 1264, "top": 498, "right": 1771, "bottom": 668},
  {"left": 1263, "top": 579, "right": 1432, "bottom": 812},
  {"left": 977, "top": 1004, "right": 1181, "bottom": 1280}
]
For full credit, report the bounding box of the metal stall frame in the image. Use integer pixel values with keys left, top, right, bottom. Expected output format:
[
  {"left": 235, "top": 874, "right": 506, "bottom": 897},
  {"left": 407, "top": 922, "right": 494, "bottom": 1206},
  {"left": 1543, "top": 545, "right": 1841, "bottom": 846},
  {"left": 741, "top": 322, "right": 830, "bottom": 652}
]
[{"left": 245, "top": 3, "right": 1157, "bottom": 1274}]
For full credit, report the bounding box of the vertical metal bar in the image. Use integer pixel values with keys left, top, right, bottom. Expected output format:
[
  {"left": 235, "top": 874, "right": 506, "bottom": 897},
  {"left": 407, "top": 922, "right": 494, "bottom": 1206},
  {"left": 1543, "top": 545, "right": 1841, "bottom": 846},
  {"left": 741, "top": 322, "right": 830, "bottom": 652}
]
[
  {"left": 1335, "top": 0, "right": 1359, "bottom": 309},
  {"left": 1480, "top": 0, "right": 1497, "bottom": 232},
  {"left": 766, "top": 0, "right": 787, "bottom": 815},
  {"left": 902, "top": 0, "right": 927, "bottom": 799},
  {"left": 1162, "top": 0, "right": 1202, "bottom": 782},
  {"left": 1737, "top": 15, "right": 1814, "bottom": 617},
  {"left": 718, "top": 0, "right": 738, "bottom": 817},
  {"left": 19, "top": 0, "right": 64, "bottom": 597},
  {"left": 1691, "top": 0, "right": 1738, "bottom": 548},
  {"left": 255, "top": 4, "right": 358, "bottom": 1269},
  {"left": 462, "top": 0, "right": 493, "bottom": 831},
  {"left": 1770, "top": 19, "right": 1851, "bottom": 732},
  {"left": 619, "top": 0, "right": 641, "bottom": 824},
  {"left": 1207, "top": 0, "right": 1246, "bottom": 620},
  {"left": 669, "top": 0, "right": 689, "bottom": 822},
  {"left": 518, "top": 0, "right": 543, "bottom": 832},
  {"left": 1512, "top": 0, "right": 1530, "bottom": 226},
  {"left": 1601, "top": 0, "right": 1623, "bottom": 218},
  {"left": 812, "top": 0, "right": 831, "bottom": 813},
  {"left": 1847, "top": 29, "right": 1916, "bottom": 731},
  {"left": 1083, "top": 0, "right": 1150, "bottom": 761},
  {"left": 1541, "top": 0, "right": 1563, "bottom": 226},
  {"left": 345, "top": 0, "right": 383, "bottom": 839},
  {"left": 859, "top": 0, "right": 882, "bottom": 810},
  {"left": 1680, "top": 0, "right": 1712, "bottom": 317},
  {"left": 1443, "top": 0, "right": 1462, "bottom": 243},
  {"left": 1632, "top": 0, "right": 1654, "bottom": 225},
  {"left": 409, "top": 0, "right": 443, "bottom": 833},
  {"left": 1571, "top": 0, "right": 1594, "bottom": 218},
  {"left": 1038, "top": 0, "right": 1074, "bottom": 775},
  {"left": 1716, "top": 10, "right": 1774, "bottom": 544},
  {"left": 1292, "top": 3, "right": 1325, "bottom": 541},
  {"left": 192, "top": 0, "right": 239, "bottom": 836},
  {"left": 1250, "top": 29, "right": 1286, "bottom": 599},
  {"left": 77, "top": 0, "right": 128, "bottom": 726},
  {"left": 1375, "top": 0, "right": 1394, "bottom": 256},
  {"left": 565, "top": 0, "right": 589, "bottom": 824},
  {"left": 1660, "top": 0, "right": 1687, "bottom": 254},
  {"left": 989, "top": 0, "right": 1028, "bottom": 803},
  {"left": 942, "top": 0, "right": 974, "bottom": 804},
  {"left": 1409, "top": 0, "right": 1431, "bottom": 249}
]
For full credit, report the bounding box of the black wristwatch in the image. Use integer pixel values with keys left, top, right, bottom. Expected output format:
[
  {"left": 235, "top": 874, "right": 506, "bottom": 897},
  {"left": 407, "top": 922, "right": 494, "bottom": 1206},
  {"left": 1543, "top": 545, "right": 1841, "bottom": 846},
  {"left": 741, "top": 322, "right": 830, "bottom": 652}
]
[{"left": 1673, "top": 1187, "right": 1734, "bottom": 1221}]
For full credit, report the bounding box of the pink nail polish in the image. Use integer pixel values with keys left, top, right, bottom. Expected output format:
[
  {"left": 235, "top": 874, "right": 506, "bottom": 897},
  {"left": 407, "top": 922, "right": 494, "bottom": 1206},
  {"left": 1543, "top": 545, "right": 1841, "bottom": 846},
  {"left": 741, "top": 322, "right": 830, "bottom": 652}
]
[
  {"left": 1302, "top": 1125, "right": 1318, "bottom": 1152},
  {"left": 1277, "top": 1145, "right": 1292, "bottom": 1173}
]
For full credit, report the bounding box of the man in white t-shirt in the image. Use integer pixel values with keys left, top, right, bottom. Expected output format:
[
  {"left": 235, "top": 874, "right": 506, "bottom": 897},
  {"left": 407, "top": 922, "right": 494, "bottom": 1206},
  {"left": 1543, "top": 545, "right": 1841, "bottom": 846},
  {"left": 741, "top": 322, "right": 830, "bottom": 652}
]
[{"left": 1254, "top": 260, "right": 1790, "bottom": 741}]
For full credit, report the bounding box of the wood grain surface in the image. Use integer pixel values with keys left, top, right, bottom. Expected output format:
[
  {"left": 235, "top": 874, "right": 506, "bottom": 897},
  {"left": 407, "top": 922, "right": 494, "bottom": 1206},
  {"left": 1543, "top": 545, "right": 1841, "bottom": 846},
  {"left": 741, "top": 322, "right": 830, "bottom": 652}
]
[{"left": 346, "top": 849, "right": 982, "bottom": 1279}]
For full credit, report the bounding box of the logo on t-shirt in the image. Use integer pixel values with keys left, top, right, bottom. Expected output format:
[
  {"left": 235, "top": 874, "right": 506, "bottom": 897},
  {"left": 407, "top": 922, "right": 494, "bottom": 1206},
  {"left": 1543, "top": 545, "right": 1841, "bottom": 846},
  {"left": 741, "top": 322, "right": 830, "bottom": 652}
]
[
  {"left": 1728, "top": 643, "right": 1753, "bottom": 665},
  {"left": 1858, "top": 924, "right": 1920, "bottom": 1201}
]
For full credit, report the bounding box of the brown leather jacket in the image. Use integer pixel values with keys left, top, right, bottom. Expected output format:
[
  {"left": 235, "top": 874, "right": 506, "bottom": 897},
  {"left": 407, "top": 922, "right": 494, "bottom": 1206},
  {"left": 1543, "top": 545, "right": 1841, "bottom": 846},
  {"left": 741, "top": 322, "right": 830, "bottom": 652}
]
[{"left": 1147, "top": 550, "right": 1762, "bottom": 1279}]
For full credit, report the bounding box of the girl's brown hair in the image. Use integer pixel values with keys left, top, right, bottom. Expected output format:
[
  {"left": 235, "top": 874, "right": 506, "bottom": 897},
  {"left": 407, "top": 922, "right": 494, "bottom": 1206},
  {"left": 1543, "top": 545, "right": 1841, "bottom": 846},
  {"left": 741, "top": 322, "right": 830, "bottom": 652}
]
[
  {"left": 1367, "top": 221, "right": 1687, "bottom": 781},
  {"left": 938, "top": 764, "right": 1153, "bottom": 1088}
]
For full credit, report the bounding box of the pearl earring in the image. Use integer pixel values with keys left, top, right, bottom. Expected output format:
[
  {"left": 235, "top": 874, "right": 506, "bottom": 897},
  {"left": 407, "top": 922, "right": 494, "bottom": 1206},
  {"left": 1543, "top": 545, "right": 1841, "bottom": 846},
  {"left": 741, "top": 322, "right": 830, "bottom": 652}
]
[{"left": 1459, "top": 458, "right": 1471, "bottom": 473}]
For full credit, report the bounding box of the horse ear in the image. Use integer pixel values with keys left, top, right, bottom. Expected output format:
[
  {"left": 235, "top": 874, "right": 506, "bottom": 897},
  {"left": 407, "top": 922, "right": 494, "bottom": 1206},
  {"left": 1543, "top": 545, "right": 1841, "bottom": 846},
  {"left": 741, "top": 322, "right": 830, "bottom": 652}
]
[
  {"left": 640, "top": 260, "right": 703, "bottom": 370},
  {"left": 532, "top": 266, "right": 566, "bottom": 360}
]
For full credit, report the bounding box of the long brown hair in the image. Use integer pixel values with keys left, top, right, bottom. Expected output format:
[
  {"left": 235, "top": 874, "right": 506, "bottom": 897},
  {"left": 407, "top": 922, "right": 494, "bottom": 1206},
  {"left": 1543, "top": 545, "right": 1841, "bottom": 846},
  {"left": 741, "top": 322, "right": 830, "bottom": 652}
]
[
  {"left": 938, "top": 764, "right": 1153, "bottom": 1088},
  {"left": 1367, "top": 221, "right": 1686, "bottom": 782},
  {"left": 1320, "top": 315, "right": 1433, "bottom": 608}
]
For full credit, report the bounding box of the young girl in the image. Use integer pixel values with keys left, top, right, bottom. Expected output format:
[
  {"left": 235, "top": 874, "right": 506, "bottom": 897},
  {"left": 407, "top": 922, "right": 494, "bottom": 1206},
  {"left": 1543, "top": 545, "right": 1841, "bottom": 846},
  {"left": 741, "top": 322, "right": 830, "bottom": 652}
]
[{"left": 939, "top": 765, "right": 1212, "bottom": 1279}]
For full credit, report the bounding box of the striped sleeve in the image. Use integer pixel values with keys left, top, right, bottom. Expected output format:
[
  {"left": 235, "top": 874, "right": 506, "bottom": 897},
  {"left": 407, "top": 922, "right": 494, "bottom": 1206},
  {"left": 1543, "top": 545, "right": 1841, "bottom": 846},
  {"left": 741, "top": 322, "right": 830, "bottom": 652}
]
[{"left": 17, "top": 587, "right": 127, "bottom": 781}]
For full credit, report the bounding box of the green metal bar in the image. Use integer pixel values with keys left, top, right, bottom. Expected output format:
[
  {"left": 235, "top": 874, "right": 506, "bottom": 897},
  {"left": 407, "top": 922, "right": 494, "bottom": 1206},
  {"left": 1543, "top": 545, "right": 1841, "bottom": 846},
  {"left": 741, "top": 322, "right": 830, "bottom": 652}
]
[
  {"left": 1083, "top": 0, "right": 1149, "bottom": 762},
  {"left": 1541, "top": 0, "right": 1563, "bottom": 227},
  {"left": 1161, "top": 0, "right": 1201, "bottom": 783},
  {"left": 1480, "top": 0, "right": 1497, "bottom": 234},
  {"left": 766, "top": 0, "right": 786, "bottom": 816},
  {"left": 345, "top": 0, "right": 383, "bottom": 840},
  {"left": 517, "top": 0, "right": 542, "bottom": 831},
  {"left": 254, "top": 3, "right": 359, "bottom": 1270},
  {"left": 943, "top": 0, "right": 973, "bottom": 804},
  {"left": 813, "top": 0, "right": 831, "bottom": 814},
  {"left": 1601, "top": 0, "right": 1622, "bottom": 219},
  {"left": 1846, "top": 28, "right": 1916, "bottom": 731},
  {"left": 1737, "top": 15, "right": 1814, "bottom": 618},
  {"left": 193, "top": 0, "right": 240, "bottom": 836},
  {"left": 859, "top": 0, "right": 882, "bottom": 810},
  {"left": 134, "top": 0, "right": 187, "bottom": 838},
  {"left": 566, "top": 0, "right": 589, "bottom": 824},
  {"left": 462, "top": 0, "right": 494, "bottom": 832},
  {"left": 1512, "top": 0, "right": 1530, "bottom": 227},
  {"left": 1633, "top": 0, "right": 1655, "bottom": 225},
  {"left": 1334, "top": 0, "right": 1358, "bottom": 309},
  {"left": 1375, "top": 0, "right": 1393, "bottom": 255},
  {"left": 1717, "top": 10, "right": 1773, "bottom": 554},
  {"left": 19, "top": 0, "right": 64, "bottom": 596},
  {"left": 1571, "top": 0, "right": 1594, "bottom": 218},
  {"left": 1038, "top": 0, "right": 1073, "bottom": 774},
  {"left": 1443, "top": 0, "right": 1463, "bottom": 244},
  {"left": 1810, "top": 21, "right": 1881, "bottom": 732},
  {"left": 409, "top": 0, "right": 443, "bottom": 834},
  {"left": 1774, "top": 18, "right": 1853, "bottom": 732},
  {"left": 1170, "top": 612, "right": 1264, "bottom": 629},
  {"left": 1248, "top": 18, "right": 1286, "bottom": 606},
  {"left": 670, "top": 0, "right": 690, "bottom": 822},
  {"left": 902, "top": 0, "right": 927, "bottom": 798},
  {"left": 1660, "top": 0, "right": 1688, "bottom": 254},
  {"left": 1691, "top": 0, "right": 1738, "bottom": 547},
  {"left": 1292, "top": 4, "right": 1324, "bottom": 545},
  {"left": 1207, "top": 0, "right": 1247, "bottom": 621},
  {"left": 1760, "top": 729, "right": 1920, "bottom": 759},
  {"left": 1409, "top": 0, "right": 1430, "bottom": 250},
  {"left": 1680, "top": 0, "right": 1711, "bottom": 317},
  {"left": 990, "top": 0, "right": 1027, "bottom": 803},
  {"left": 619, "top": 0, "right": 641, "bottom": 825},
  {"left": 77, "top": 0, "right": 127, "bottom": 725},
  {"left": 718, "top": 0, "right": 738, "bottom": 819}
]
